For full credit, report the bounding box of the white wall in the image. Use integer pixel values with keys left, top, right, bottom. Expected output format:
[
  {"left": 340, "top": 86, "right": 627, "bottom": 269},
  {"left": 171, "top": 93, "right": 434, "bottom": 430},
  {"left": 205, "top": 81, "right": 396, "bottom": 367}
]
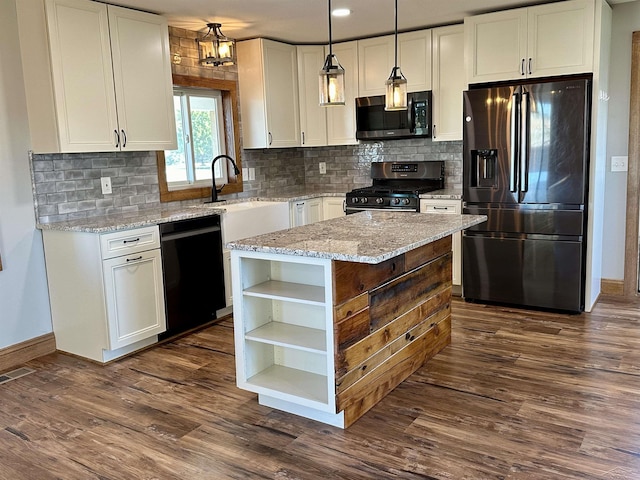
[
  {"left": 0, "top": 0, "right": 52, "bottom": 349},
  {"left": 602, "top": 0, "right": 640, "bottom": 280}
]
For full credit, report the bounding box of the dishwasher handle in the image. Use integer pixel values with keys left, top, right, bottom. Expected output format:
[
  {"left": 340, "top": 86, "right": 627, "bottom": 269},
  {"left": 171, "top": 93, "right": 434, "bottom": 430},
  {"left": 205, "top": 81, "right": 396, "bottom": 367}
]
[{"left": 160, "top": 225, "right": 221, "bottom": 242}]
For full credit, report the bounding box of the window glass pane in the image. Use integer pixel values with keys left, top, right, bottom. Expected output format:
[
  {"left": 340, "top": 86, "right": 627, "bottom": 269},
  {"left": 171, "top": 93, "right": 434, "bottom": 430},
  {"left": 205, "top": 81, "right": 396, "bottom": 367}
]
[
  {"left": 165, "top": 95, "right": 187, "bottom": 184},
  {"left": 190, "top": 96, "right": 222, "bottom": 182}
]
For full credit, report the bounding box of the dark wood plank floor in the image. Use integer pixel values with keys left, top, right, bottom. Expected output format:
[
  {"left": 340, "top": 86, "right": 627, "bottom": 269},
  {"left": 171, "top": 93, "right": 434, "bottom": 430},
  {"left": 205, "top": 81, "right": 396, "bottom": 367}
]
[{"left": 2, "top": 296, "right": 640, "bottom": 479}]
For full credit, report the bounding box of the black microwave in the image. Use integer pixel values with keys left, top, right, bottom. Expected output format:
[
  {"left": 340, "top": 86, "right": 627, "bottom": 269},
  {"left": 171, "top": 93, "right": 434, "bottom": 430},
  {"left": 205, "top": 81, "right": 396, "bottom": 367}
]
[{"left": 355, "top": 91, "right": 432, "bottom": 140}]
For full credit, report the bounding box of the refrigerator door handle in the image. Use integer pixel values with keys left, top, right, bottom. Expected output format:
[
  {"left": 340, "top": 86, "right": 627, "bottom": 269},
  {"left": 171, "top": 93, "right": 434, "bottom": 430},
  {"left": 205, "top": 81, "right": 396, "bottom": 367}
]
[
  {"left": 520, "top": 91, "right": 529, "bottom": 193},
  {"left": 509, "top": 92, "right": 518, "bottom": 192}
]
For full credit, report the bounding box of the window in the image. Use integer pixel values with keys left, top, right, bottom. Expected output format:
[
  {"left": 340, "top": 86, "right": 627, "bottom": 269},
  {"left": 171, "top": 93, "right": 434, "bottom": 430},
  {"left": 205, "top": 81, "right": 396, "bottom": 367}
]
[
  {"left": 165, "top": 87, "right": 227, "bottom": 189},
  {"left": 156, "top": 75, "right": 242, "bottom": 203}
]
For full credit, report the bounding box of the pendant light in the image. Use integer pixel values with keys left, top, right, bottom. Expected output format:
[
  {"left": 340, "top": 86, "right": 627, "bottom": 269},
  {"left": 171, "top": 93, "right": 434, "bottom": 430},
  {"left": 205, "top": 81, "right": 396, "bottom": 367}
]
[
  {"left": 319, "top": 0, "right": 345, "bottom": 106},
  {"left": 197, "top": 23, "right": 236, "bottom": 66},
  {"left": 385, "top": 0, "right": 407, "bottom": 111}
]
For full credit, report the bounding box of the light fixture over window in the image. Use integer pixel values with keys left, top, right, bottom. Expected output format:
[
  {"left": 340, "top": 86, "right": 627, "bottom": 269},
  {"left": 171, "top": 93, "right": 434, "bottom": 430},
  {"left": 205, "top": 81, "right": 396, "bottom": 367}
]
[
  {"left": 197, "top": 23, "right": 236, "bottom": 66},
  {"left": 319, "top": 0, "right": 345, "bottom": 106},
  {"left": 385, "top": 0, "right": 407, "bottom": 111}
]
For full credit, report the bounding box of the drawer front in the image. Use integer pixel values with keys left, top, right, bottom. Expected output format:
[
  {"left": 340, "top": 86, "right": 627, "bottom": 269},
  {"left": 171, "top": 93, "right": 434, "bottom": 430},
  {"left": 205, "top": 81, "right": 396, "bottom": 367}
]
[
  {"left": 420, "top": 200, "right": 461, "bottom": 214},
  {"left": 100, "top": 226, "right": 160, "bottom": 260}
]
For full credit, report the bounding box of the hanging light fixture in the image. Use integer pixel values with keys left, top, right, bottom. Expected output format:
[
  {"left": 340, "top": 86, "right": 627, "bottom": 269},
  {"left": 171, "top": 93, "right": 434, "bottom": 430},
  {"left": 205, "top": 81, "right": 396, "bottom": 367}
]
[
  {"left": 385, "top": 0, "right": 407, "bottom": 111},
  {"left": 319, "top": 0, "right": 345, "bottom": 106},
  {"left": 197, "top": 23, "right": 236, "bottom": 66}
]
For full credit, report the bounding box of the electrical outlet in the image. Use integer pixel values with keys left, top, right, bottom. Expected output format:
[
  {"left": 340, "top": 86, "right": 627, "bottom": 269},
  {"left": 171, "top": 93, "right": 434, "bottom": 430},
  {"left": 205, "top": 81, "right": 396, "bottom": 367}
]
[
  {"left": 242, "top": 167, "right": 249, "bottom": 179},
  {"left": 319, "top": 162, "right": 327, "bottom": 174},
  {"left": 249, "top": 168, "right": 256, "bottom": 181},
  {"left": 100, "top": 176, "right": 112, "bottom": 194},
  {"left": 611, "top": 156, "right": 628, "bottom": 172}
]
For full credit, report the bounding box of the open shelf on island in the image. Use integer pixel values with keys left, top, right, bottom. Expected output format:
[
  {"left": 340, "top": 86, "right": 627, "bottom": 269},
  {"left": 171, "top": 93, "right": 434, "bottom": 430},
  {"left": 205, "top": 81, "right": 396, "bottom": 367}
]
[
  {"left": 243, "top": 280, "right": 325, "bottom": 304},
  {"left": 245, "top": 322, "right": 327, "bottom": 353},
  {"left": 246, "top": 364, "right": 329, "bottom": 405}
]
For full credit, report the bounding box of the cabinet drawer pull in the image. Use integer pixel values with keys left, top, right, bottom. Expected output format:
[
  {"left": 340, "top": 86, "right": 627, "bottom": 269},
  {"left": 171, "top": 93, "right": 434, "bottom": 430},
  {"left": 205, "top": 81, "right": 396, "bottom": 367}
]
[
  {"left": 123, "top": 238, "right": 140, "bottom": 244},
  {"left": 126, "top": 256, "right": 143, "bottom": 262},
  {"left": 433, "top": 206, "right": 449, "bottom": 210}
]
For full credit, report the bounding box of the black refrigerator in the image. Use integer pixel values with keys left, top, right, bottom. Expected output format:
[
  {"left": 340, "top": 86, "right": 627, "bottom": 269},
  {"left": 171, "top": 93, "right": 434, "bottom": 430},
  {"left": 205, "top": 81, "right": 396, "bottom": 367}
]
[{"left": 462, "top": 77, "right": 591, "bottom": 312}]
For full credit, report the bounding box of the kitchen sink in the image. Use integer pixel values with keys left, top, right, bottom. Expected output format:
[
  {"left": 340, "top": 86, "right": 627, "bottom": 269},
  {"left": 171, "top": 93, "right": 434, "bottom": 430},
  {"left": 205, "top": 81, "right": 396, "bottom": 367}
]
[{"left": 209, "top": 201, "right": 290, "bottom": 244}]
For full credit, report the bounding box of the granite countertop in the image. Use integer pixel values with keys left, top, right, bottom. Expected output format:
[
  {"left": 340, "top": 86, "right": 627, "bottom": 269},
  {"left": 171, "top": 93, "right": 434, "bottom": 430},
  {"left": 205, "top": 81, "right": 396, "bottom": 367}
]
[
  {"left": 227, "top": 210, "right": 486, "bottom": 264},
  {"left": 36, "top": 193, "right": 347, "bottom": 233},
  {"left": 419, "top": 188, "right": 462, "bottom": 200},
  {"left": 36, "top": 189, "right": 462, "bottom": 233}
]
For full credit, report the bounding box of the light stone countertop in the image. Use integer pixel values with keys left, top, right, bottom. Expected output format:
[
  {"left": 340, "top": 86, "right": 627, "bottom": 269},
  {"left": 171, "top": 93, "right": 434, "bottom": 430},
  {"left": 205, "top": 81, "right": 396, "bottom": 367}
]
[
  {"left": 419, "top": 188, "right": 462, "bottom": 200},
  {"left": 36, "top": 193, "right": 347, "bottom": 233},
  {"left": 35, "top": 189, "right": 462, "bottom": 233},
  {"left": 227, "top": 210, "right": 486, "bottom": 264}
]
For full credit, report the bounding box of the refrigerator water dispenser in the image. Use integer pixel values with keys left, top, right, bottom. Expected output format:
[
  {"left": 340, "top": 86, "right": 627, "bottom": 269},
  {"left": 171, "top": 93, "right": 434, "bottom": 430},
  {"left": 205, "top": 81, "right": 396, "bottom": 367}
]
[{"left": 471, "top": 149, "right": 498, "bottom": 188}]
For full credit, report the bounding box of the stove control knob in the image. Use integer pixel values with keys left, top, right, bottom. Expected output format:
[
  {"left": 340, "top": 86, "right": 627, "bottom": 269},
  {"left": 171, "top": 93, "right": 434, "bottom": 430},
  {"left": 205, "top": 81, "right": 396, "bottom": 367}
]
[
  {"left": 401, "top": 198, "right": 410, "bottom": 206},
  {"left": 360, "top": 197, "right": 368, "bottom": 204},
  {"left": 351, "top": 197, "right": 359, "bottom": 204},
  {"left": 376, "top": 197, "right": 384, "bottom": 204},
  {"left": 392, "top": 198, "right": 400, "bottom": 205}
]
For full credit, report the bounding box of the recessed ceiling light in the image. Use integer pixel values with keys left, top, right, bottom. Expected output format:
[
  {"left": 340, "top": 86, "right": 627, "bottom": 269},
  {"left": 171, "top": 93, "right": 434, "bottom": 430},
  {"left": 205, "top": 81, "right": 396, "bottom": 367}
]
[{"left": 332, "top": 8, "right": 351, "bottom": 17}]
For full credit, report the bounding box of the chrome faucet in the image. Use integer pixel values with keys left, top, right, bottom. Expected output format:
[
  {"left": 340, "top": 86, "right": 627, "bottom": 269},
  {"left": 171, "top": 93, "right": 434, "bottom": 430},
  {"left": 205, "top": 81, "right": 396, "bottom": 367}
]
[{"left": 209, "top": 154, "right": 241, "bottom": 203}]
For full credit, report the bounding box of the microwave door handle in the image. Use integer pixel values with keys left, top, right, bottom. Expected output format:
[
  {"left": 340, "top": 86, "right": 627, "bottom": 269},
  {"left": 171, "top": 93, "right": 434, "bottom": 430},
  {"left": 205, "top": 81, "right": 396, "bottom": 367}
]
[{"left": 408, "top": 97, "right": 415, "bottom": 133}]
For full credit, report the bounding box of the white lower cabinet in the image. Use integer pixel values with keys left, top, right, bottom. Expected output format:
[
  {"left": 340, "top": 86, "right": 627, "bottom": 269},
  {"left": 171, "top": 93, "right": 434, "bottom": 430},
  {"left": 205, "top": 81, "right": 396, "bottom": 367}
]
[
  {"left": 232, "top": 250, "right": 342, "bottom": 427},
  {"left": 322, "top": 196, "right": 346, "bottom": 220},
  {"left": 420, "top": 199, "right": 463, "bottom": 289},
  {"left": 290, "top": 198, "right": 323, "bottom": 227},
  {"left": 42, "top": 225, "right": 166, "bottom": 362}
]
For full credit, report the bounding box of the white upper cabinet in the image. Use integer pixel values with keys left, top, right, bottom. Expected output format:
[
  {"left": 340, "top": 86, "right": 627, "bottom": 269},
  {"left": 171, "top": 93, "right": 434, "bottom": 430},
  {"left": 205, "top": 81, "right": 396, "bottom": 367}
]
[
  {"left": 238, "top": 38, "right": 300, "bottom": 149},
  {"left": 296, "top": 43, "right": 359, "bottom": 147},
  {"left": 399, "top": 30, "right": 432, "bottom": 93},
  {"left": 357, "top": 35, "right": 394, "bottom": 97},
  {"left": 107, "top": 5, "right": 177, "bottom": 152},
  {"left": 297, "top": 45, "right": 327, "bottom": 147},
  {"left": 432, "top": 25, "right": 465, "bottom": 142},
  {"left": 326, "top": 41, "right": 359, "bottom": 146},
  {"left": 16, "top": 0, "right": 176, "bottom": 153},
  {"left": 526, "top": 0, "right": 595, "bottom": 79},
  {"left": 358, "top": 31, "right": 431, "bottom": 97},
  {"left": 465, "top": 0, "right": 595, "bottom": 84}
]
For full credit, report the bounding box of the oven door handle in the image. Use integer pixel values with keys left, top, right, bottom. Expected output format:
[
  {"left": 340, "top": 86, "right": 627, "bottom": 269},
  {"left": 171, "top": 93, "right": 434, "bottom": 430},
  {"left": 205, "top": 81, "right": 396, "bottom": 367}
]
[{"left": 346, "top": 207, "right": 417, "bottom": 213}]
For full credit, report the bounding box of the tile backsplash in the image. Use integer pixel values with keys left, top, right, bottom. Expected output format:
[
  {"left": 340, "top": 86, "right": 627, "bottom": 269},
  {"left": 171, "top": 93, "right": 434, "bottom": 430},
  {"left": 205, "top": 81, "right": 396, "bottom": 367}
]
[{"left": 31, "top": 138, "right": 462, "bottom": 223}]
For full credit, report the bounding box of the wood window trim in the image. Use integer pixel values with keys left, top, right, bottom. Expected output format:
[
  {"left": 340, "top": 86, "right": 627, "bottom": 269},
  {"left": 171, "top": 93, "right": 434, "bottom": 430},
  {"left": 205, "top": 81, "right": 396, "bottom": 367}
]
[
  {"left": 157, "top": 74, "right": 243, "bottom": 203},
  {"left": 623, "top": 31, "right": 640, "bottom": 296}
]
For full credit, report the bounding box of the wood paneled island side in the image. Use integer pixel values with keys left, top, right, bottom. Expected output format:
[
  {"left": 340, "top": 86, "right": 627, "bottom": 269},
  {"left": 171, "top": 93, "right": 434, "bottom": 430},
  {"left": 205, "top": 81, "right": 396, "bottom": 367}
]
[{"left": 227, "top": 211, "right": 486, "bottom": 428}]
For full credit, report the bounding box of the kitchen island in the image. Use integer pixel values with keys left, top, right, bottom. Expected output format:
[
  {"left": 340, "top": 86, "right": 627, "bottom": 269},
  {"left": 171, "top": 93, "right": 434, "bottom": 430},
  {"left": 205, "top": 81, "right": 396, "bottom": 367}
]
[{"left": 228, "top": 210, "right": 486, "bottom": 428}]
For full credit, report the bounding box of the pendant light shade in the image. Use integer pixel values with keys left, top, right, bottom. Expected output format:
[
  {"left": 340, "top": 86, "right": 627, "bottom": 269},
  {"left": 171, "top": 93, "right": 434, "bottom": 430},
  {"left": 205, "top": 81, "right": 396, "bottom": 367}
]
[
  {"left": 385, "top": 0, "right": 408, "bottom": 111},
  {"left": 197, "top": 23, "right": 236, "bottom": 66},
  {"left": 319, "top": 0, "right": 345, "bottom": 106}
]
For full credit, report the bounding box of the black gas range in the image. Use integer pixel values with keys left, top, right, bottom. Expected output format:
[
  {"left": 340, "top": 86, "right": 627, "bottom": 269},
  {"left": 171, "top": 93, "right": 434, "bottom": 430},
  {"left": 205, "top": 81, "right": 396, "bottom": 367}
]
[{"left": 345, "top": 161, "right": 444, "bottom": 214}]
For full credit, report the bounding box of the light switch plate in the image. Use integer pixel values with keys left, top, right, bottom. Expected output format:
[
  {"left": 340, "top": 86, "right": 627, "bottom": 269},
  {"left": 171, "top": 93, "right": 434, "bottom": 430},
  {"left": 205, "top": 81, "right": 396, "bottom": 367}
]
[
  {"left": 100, "top": 176, "right": 112, "bottom": 194},
  {"left": 319, "top": 162, "right": 327, "bottom": 174},
  {"left": 611, "top": 156, "right": 628, "bottom": 172}
]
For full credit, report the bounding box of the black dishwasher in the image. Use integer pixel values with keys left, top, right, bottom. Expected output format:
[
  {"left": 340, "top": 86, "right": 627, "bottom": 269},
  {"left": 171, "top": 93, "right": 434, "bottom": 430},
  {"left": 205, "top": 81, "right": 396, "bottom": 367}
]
[{"left": 158, "top": 215, "right": 225, "bottom": 340}]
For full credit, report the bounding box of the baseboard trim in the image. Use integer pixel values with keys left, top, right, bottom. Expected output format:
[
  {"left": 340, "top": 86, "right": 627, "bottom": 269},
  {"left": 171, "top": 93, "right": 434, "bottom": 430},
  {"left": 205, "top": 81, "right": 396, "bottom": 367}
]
[
  {"left": 0, "top": 333, "right": 56, "bottom": 373},
  {"left": 601, "top": 279, "right": 625, "bottom": 296}
]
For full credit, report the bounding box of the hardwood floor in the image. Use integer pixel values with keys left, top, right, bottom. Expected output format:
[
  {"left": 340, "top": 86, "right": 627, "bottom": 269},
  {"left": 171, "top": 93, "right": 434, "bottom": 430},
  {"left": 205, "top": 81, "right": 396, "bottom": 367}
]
[{"left": 2, "top": 297, "right": 640, "bottom": 479}]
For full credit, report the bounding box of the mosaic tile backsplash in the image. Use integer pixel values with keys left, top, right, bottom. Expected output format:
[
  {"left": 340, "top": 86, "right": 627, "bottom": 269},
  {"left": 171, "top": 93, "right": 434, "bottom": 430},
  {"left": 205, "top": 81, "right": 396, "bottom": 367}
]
[{"left": 31, "top": 138, "right": 462, "bottom": 223}]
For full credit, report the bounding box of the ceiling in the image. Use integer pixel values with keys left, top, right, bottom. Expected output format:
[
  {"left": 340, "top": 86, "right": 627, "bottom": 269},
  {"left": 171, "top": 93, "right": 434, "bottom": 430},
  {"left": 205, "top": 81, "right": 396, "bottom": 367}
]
[{"left": 109, "top": 0, "right": 633, "bottom": 43}]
